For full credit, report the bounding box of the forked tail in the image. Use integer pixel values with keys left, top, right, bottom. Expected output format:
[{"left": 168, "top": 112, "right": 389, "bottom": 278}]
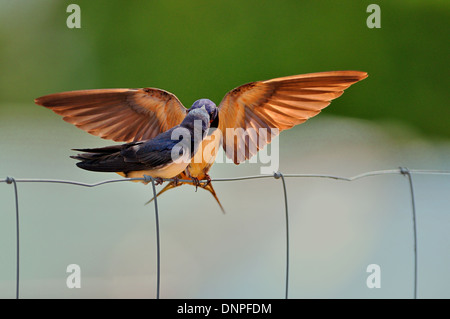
[{"left": 146, "top": 181, "right": 225, "bottom": 214}]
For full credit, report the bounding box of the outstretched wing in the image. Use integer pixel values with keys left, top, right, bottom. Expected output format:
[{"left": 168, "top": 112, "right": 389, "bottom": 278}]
[
  {"left": 35, "top": 88, "right": 188, "bottom": 142},
  {"left": 217, "top": 71, "right": 368, "bottom": 164}
]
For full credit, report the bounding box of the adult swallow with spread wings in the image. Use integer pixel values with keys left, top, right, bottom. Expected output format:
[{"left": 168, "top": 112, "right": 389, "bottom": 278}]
[{"left": 35, "top": 71, "right": 367, "bottom": 212}]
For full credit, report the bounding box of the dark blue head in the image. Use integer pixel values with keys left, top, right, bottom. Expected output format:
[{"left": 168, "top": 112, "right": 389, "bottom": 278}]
[{"left": 190, "top": 99, "right": 219, "bottom": 128}]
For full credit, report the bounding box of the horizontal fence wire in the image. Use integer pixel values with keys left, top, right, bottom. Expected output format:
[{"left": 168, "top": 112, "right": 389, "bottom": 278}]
[{"left": 1, "top": 168, "right": 450, "bottom": 299}]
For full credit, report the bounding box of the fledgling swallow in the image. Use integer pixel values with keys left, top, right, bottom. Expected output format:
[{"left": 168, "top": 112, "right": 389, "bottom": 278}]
[
  {"left": 61, "top": 107, "right": 212, "bottom": 183},
  {"left": 35, "top": 71, "right": 367, "bottom": 212}
]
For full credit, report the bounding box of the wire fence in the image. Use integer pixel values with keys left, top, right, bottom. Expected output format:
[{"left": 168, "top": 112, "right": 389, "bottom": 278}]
[{"left": 1, "top": 167, "right": 450, "bottom": 299}]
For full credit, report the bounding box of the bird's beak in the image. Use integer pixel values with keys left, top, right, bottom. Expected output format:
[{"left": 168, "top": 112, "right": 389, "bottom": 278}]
[{"left": 210, "top": 111, "right": 219, "bottom": 128}]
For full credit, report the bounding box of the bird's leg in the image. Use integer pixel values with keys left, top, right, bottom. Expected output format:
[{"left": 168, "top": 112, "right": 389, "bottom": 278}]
[
  {"left": 154, "top": 177, "right": 164, "bottom": 185},
  {"left": 184, "top": 168, "right": 200, "bottom": 191},
  {"left": 191, "top": 177, "right": 200, "bottom": 191},
  {"left": 203, "top": 174, "right": 212, "bottom": 187},
  {"left": 172, "top": 176, "right": 180, "bottom": 186}
]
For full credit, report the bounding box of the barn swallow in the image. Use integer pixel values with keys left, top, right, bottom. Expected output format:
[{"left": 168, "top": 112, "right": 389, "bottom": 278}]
[
  {"left": 35, "top": 71, "right": 367, "bottom": 212},
  {"left": 64, "top": 107, "right": 212, "bottom": 183}
]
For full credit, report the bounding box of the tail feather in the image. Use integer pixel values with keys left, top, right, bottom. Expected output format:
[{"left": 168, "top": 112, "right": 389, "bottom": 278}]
[
  {"left": 145, "top": 181, "right": 182, "bottom": 205},
  {"left": 145, "top": 181, "right": 225, "bottom": 214},
  {"left": 202, "top": 182, "right": 225, "bottom": 214},
  {"left": 71, "top": 145, "right": 125, "bottom": 153},
  {"left": 71, "top": 142, "right": 144, "bottom": 172}
]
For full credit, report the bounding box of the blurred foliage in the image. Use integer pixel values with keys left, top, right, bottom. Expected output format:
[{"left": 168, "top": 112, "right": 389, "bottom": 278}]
[{"left": 0, "top": 0, "right": 449, "bottom": 138}]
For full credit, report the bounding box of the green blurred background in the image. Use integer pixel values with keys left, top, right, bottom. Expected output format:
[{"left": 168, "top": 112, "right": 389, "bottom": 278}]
[{"left": 0, "top": 0, "right": 449, "bottom": 299}]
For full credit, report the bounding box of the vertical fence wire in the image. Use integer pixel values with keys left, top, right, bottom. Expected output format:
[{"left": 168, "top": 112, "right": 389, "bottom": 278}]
[
  {"left": 149, "top": 177, "right": 161, "bottom": 299},
  {"left": 2, "top": 168, "right": 450, "bottom": 298},
  {"left": 5, "top": 177, "right": 19, "bottom": 299},
  {"left": 274, "top": 172, "right": 290, "bottom": 299},
  {"left": 400, "top": 167, "right": 418, "bottom": 299}
]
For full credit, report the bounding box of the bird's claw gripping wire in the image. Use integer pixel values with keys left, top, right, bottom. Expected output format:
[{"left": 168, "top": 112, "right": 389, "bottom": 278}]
[
  {"left": 191, "top": 177, "right": 200, "bottom": 191},
  {"left": 172, "top": 176, "right": 180, "bottom": 186}
]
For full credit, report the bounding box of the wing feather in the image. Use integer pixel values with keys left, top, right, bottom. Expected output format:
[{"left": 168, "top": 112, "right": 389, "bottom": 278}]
[
  {"left": 218, "top": 71, "right": 368, "bottom": 164},
  {"left": 35, "top": 88, "right": 188, "bottom": 142}
]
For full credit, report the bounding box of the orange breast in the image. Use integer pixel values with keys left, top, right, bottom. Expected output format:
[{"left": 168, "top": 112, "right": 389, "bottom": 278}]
[{"left": 188, "top": 128, "right": 221, "bottom": 178}]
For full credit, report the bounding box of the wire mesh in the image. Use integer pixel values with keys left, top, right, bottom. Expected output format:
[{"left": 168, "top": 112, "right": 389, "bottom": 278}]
[{"left": 1, "top": 168, "right": 450, "bottom": 299}]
